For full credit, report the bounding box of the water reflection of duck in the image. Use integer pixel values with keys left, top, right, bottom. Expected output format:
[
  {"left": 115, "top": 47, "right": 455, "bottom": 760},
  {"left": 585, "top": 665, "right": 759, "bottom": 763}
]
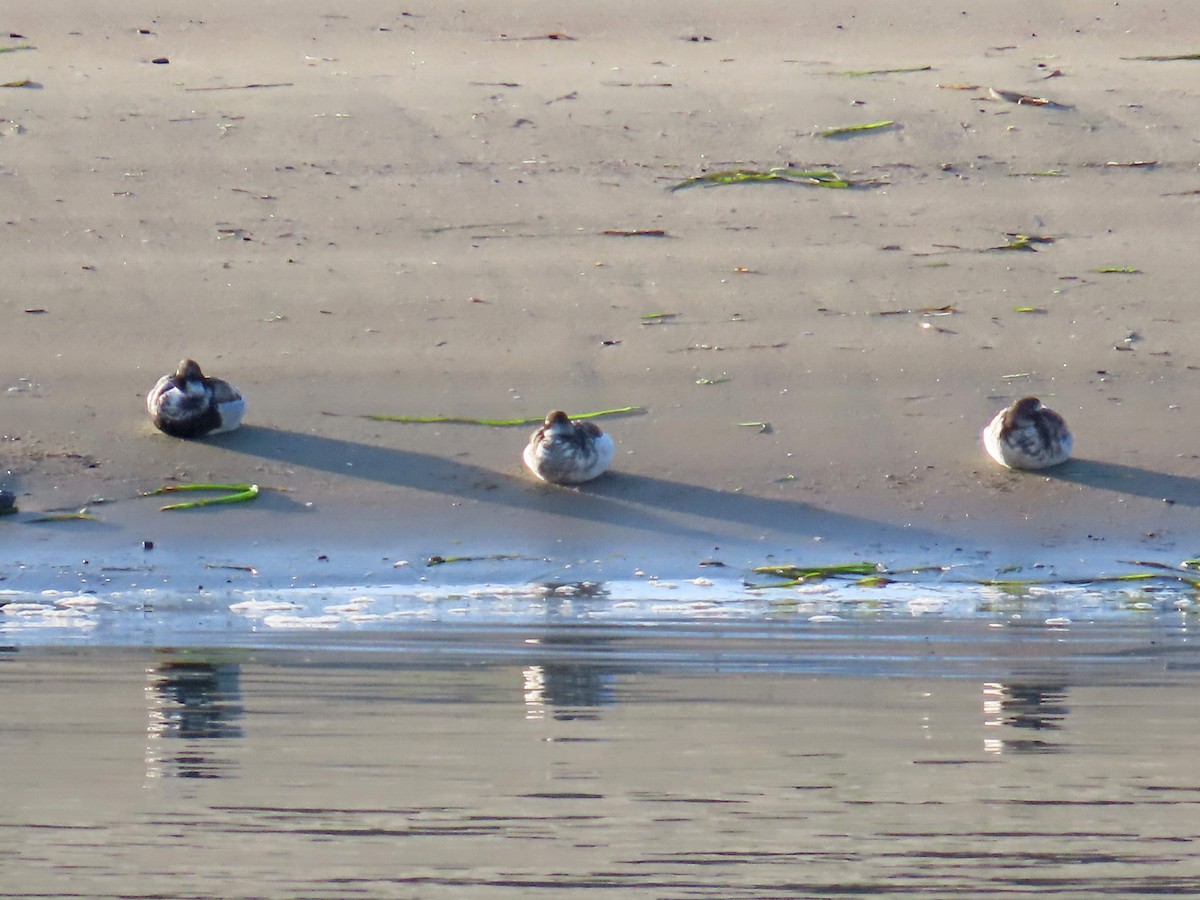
[
  {"left": 146, "top": 659, "right": 244, "bottom": 780},
  {"left": 523, "top": 410, "right": 614, "bottom": 484},
  {"left": 983, "top": 681, "right": 1069, "bottom": 755},
  {"left": 147, "top": 359, "right": 246, "bottom": 438},
  {"left": 982, "top": 397, "right": 1072, "bottom": 470}
]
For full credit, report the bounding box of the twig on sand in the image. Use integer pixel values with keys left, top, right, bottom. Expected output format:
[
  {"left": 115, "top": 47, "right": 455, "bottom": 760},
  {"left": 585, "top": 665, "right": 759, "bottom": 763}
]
[
  {"left": 989, "top": 87, "right": 1072, "bottom": 109},
  {"left": 832, "top": 65, "right": 931, "bottom": 77},
  {"left": 183, "top": 82, "right": 294, "bottom": 92}
]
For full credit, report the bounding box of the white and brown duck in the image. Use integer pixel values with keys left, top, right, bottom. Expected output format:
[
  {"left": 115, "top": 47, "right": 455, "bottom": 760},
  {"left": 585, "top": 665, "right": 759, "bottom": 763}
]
[
  {"left": 523, "top": 410, "right": 614, "bottom": 484},
  {"left": 147, "top": 359, "right": 246, "bottom": 438},
  {"left": 983, "top": 396, "right": 1072, "bottom": 470}
]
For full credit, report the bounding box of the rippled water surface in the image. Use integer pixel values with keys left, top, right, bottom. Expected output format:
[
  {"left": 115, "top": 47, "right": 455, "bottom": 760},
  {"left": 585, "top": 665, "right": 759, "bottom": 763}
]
[{"left": 5, "top": 588, "right": 1200, "bottom": 897}]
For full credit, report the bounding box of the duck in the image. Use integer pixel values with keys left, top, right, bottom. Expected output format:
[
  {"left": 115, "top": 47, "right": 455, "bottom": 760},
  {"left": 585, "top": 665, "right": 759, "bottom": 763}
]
[
  {"left": 523, "top": 410, "right": 615, "bottom": 484},
  {"left": 982, "top": 396, "right": 1072, "bottom": 470},
  {"left": 147, "top": 359, "right": 246, "bottom": 438}
]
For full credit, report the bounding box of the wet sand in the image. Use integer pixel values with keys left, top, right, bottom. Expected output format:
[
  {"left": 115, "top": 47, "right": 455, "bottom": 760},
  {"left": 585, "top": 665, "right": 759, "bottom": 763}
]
[{"left": 4, "top": 1, "right": 1200, "bottom": 590}]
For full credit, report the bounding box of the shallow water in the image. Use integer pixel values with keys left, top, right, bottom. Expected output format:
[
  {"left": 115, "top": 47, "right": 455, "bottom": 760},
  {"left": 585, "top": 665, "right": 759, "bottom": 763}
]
[{"left": 5, "top": 600, "right": 1200, "bottom": 898}]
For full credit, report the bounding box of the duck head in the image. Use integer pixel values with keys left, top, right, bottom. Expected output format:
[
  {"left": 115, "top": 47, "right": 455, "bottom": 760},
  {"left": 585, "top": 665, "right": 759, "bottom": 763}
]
[
  {"left": 174, "top": 359, "right": 208, "bottom": 395},
  {"left": 175, "top": 358, "right": 206, "bottom": 379},
  {"left": 544, "top": 410, "right": 574, "bottom": 436},
  {"left": 1006, "top": 396, "right": 1044, "bottom": 427}
]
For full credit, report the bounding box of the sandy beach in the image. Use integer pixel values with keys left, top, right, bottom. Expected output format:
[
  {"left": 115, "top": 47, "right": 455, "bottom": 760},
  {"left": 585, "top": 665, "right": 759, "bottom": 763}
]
[{"left": 3, "top": 1, "right": 1200, "bottom": 592}]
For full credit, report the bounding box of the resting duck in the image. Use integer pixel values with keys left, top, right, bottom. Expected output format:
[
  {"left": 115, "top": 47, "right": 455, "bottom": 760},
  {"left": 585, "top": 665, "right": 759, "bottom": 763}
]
[
  {"left": 523, "top": 410, "right": 614, "bottom": 484},
  {"left": 982, "top": 396, "right": 1072, "bottom": 470},
  {"left": 147, "top": 359, "right": 246, "bottom": 438}
]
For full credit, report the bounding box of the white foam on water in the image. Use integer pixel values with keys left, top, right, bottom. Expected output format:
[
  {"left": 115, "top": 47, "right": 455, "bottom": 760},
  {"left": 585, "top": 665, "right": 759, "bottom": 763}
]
[{"left": 0, "top": 572, "right": 1194, "bottom": 648}]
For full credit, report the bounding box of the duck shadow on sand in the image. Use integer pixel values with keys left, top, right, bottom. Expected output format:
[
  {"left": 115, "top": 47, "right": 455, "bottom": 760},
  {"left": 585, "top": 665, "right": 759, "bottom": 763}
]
[
  {"left": 222, "top": 426, "right": 947, "bottom": 550},
  {"left": 1046, "top": 458, "right": 1200, "bottom": 508}
]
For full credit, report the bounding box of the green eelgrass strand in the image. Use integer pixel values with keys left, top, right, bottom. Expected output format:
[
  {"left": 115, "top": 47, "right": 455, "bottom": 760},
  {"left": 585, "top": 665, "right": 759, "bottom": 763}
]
[
  {"left": 977, "top": 572, "right": 1200, "bottom": 589},
  {"left": 669, "top": 168, "right": 851, "bottom": 191},
  {"left": 27, "top": 509, "right": 99, "bottom": 522},
  {"left": 364, "top": 406, "right": 642, "bottom": 426},
  {"left": 427, "top": 554, "right": 526, "bottom": 566},
  {"left": 751, "top": 563, "right": 881, "bottom": 587},
  {"left": 141, "top": 482, "right": 260, "bottom": 511},
  {"left": 988, "top": 233, "right": 1056, "bottom": 252},
  {"left": 817, "top": 120, "right": 895, "bottom": 138},
  {"left": 1121, "top": 53, "right": 1200, "bottom": 61},
  {"left": 755, "top": 563, "right": 881, "bottom": 578},
  {"left": 746, "top": 561, "right": 1200, "bottom": 592}
]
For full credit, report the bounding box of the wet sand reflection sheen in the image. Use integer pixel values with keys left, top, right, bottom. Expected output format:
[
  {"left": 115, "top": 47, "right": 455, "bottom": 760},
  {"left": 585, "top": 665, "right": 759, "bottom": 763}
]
[{"left": 3, "top": 628, "right": 1200, "bottom": 897}]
